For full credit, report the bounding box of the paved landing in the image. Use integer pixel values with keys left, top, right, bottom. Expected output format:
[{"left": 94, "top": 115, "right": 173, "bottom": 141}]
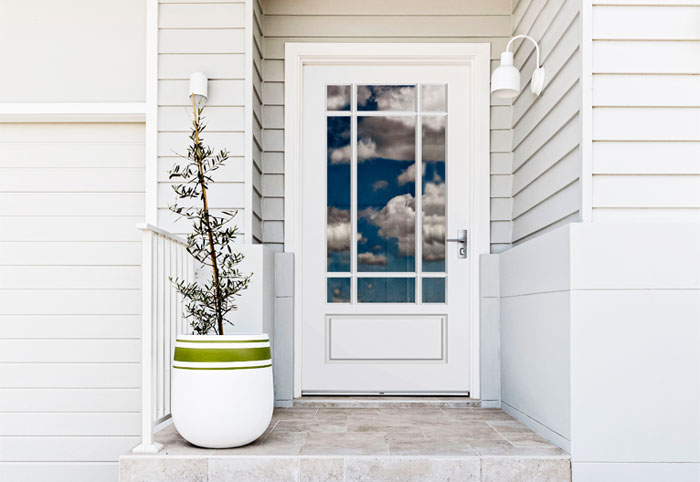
[{"left": 120, "top": 407, "right": 571, "bottom": 481}]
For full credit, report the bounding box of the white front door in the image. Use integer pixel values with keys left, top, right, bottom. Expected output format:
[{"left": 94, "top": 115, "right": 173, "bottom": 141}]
[{"left": 294, "top": 49, "right": 487, "bottom": 394}]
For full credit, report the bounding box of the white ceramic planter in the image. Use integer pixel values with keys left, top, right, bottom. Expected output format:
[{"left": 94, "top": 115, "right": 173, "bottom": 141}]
[{"left": 171, "top": 334, "right": 274, "bottom": 448}]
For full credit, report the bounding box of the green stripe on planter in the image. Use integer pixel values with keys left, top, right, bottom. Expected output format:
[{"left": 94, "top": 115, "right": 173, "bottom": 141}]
[
  {"left": 176, "top": 338, "right": 268, "bottom": 344},
  {"left": 173, "top": 363, "right": 272, "bottom": 371},
  {"left": 174, "top": 346, "right": 271, "bottom": 363}
]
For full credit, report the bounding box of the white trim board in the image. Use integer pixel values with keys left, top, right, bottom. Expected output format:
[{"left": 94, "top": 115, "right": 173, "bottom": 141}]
[
  {"left": 243, "top": 0, "right": 254, "bottom": 243},
  {"left": 145, "top": 0, "right": 159, "bottom": 226},
  {"left": 284, "top": 42, "right": 491, "bottom": 399},
  {"left": 0, "top": 103, "right": 146, "bottom": 123}
]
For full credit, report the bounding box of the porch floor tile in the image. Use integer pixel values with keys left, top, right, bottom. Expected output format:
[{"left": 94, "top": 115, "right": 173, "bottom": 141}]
[{"left": 120, "top": 407, "right": 571, "bottom": 482}]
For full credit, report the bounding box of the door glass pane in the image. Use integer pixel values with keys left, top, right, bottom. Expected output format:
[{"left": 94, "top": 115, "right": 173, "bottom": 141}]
[
  {"left": 357, "top": 85, "right": 416, "bottom": 111},
  {"left": 327, "top": 278, "right": 351, "bottom": 303},
  {"left": 357, "top": 116, "right": 416, "bottom": 273},
  {"left": 327, "top": 116, "right": 351, "bottom": 272},
  {"left": 422, "top": 278, "right": 445, "bottom": 303},
  {"left": 421, "top": 84, "right": 446, "bottom": 112},
  {"left": 422, "top": 116, "right": 446, "bottom": 272},
  {"left": 327, "top": 85, "right": 350, "bottom": 111},
  {"left": 358, "top": 278, "right": 415, "bottom": 303}
]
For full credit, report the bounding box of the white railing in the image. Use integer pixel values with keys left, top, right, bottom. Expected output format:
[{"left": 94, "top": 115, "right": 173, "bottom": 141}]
[{"left": 133, "top": 223, "right": 195, "bottom": 453}]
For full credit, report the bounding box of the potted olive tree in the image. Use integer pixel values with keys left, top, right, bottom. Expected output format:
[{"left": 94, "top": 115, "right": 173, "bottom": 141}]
[{"left": 169, "top": 74, "right": 273, "bottom": 448}]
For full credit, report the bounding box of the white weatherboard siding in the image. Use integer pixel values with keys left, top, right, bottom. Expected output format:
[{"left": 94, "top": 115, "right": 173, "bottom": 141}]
[
  {"left": 591, "top": 2, "right": 700, "bottom": 222},
  {"left": 0, "top": 0, "right": 145, "bottom": 102},
  {"left": 510, "top": 0, "right": 582, "bottom": 244},
  {"left": 157, "top": 0, "right": 250, "bottom": 239},
  {"left": 0, "top": 123, "right": 145, "bottom": 482},
  {"left": 260, "top": 0, "right": 514, "bottom": 253},
  {"left": 251, "top": 0, "right": 265, "bottom": 242}
]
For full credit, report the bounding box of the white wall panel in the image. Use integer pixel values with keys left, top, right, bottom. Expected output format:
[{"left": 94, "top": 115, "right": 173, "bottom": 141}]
[
  {"left": 593, "top": 175, "right": 700, "bottom": 208},
  {"left": 499, "top": 221, "right": 571, "bottom": 297},
  {"left": 0, "top": 315, "right": 140, "bottom": 339},
  {"left": 573, "top": 462, "right": 700, "bottom": 482},
  {"left": 0, "top": 437, "right": 140, "bottom": 462},
  {"left": 0, "top": 388, "right": 139, "bottom": 412},
  {"left": 159, "top": 29, "right": 246, "bottom": 54},
  {"left": 263, "top": 0, "right": 511, "bottom": 15},
  {"left": 590, "top": 4, "right": 700, "bottom": 223},
  {"left": 498, "top": 225, "right": 573, "bottom": 451},
  {"left": 0, "top": 0, "right": 145, "bottom": 102},
  {"left": 501, "top": 292, "right": 571, "bottom": 441},
  {"left": 571, "top": 290, "right": 700, "bottom": 461},
  {"left": 593, "top": 108, "right": 700, "bottom": 141},
  {"left": 159, "top": 3, "right": 245, "bottom": 28},
  {"left": 0, "top": 217, "right": 142, "bottom": 242},
  {"left": 0, "top": 123, "right": 144, "bottom": 479},
  {"left": 158, "top": 54, "right": 246, "bottom": 79},
  {"left": 593, "top": 41, "right": 700, "bottom": 74},
  {"left": 592, "top": 142, "right": 700, "bottom": 175},
  {"left": 0, "top": 413, "right": 141, "bottom": 436},
  {"left": 264, "top": 16, "right": 509, "bottom": 38},
  {"left": 593, "top": 75, "right": 700, "bottom": 107},
  {"left": 0, "top": 193, "right": 145, "bottom": 217},
  {"left": 569, "top": 224, "right": 700, "bottom": 472},
  {"left": 0, "top": 463, "right": 118, "bottom": 482},
  {"left": 592, "top": 6, "right": 700, "bottom": 40},
  {"left": 0, "top": 364, "right": 140, "bottom": 389}
]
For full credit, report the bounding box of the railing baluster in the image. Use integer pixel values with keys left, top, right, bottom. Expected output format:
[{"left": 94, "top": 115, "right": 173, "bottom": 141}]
[
  {"left": 156, "top": 234, "right": 165, "bottom": 420},
  {"left": 165, "top": 238, "right": 174, "bottom": 415},
  {"left": 135, "top": 224, "right": 193, "bottom": 453},
  {"left": 151, "top": 232, "right": 159, "bottom": 425},
  {"left": 185, "top": 246, "right": 194, "bottom": 335},
  {"left": 176, "top": 243, "right": 183, "bottom": 336}
]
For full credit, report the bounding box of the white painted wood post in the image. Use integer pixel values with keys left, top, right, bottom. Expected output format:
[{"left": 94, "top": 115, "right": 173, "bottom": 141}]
[
  {"left": 133, "top": 227, "right": 163, "bottom": 453},
  {"left": 133, "top": 224, "right": 193, "bottom": 453}
]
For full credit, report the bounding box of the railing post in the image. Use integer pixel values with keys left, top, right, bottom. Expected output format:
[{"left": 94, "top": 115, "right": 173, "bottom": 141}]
[{"left": 132, "top": 227, "right": 163, "bottom": 454}]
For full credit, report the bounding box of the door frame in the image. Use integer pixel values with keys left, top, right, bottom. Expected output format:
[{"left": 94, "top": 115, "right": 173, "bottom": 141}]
[{"left": 284, "top": 43, "right": 491, "bottom": 399}]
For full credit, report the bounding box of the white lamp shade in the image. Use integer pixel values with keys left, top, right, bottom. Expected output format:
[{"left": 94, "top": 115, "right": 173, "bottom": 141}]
[
  {"left": 189, "top": 72, "right": 208, "bottom": 105},
  {"left": 490, "top": 52, "right": 521, "bottom": 99}
]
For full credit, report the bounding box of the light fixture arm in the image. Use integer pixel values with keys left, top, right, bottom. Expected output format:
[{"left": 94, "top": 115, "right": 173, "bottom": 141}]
[{"left": 505, "top": 35, "right": 541, "bottom": 68}]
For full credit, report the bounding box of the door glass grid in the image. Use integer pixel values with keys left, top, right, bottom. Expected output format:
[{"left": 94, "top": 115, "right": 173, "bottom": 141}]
[{"left": 326, "top": 84, "right": 447, "bottom": 304}]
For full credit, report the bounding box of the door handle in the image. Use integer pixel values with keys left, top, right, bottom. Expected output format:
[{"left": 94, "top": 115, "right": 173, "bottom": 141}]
[{"left": 446, "top": 229, "right": 468, "bottom": 258}]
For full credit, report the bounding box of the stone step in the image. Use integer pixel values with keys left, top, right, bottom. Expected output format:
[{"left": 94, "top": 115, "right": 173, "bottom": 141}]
[
  {"left": 121, "top": 454, "right": 571, "bottom": 482},
  {"left": 120, "top": 407, "right": 571, "bottom": 481}
]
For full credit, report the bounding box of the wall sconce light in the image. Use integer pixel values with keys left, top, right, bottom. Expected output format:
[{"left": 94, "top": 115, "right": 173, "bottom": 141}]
[
  {"left": 491, "top": 35, "right": 546, "bottom": 99},
  {"left": 189, "top": 72, "right": 208, "bottom": 106}
]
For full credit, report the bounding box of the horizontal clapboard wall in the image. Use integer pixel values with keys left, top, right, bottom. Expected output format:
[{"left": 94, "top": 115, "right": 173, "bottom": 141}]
[
  {"left": 0, "top": 0, "right": 145, "bottom": 103},
  {"left": 157, "top": 0, "right": 249, "bottom": 239},
  {"left": 251, "top": 0, "right": 265, "bottom": 242},
  {"left": 0, "top": 122, "right": 145, "bottom": 482},
  {"left": 510, "top": 0, "right": 582, "bottom": 244},
  {"left": 591, "top": 1, "right": 700, "bottom": 222},
  {"left": 260, "top": 0, "right": 514, "bottom": 253}
]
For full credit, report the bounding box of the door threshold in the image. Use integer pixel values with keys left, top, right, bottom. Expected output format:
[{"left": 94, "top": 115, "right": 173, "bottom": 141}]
[{"left": 293, "top": 395, "right": 480, "bottom": 409}]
